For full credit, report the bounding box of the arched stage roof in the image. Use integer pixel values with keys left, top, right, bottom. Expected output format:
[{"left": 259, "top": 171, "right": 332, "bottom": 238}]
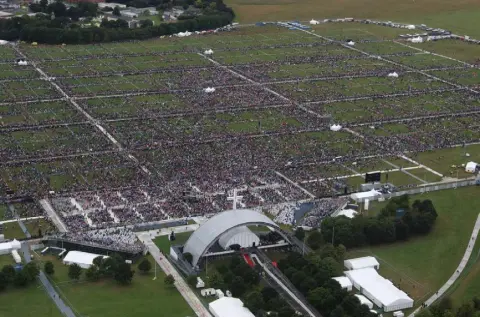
[{"left": 183, "top": 209, "right": 280, "bottom": 267}]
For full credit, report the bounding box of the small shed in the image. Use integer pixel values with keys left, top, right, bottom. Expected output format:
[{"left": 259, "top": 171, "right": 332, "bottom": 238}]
[{"left": 465, "top": 162, "right": 478, "bottom": 173}]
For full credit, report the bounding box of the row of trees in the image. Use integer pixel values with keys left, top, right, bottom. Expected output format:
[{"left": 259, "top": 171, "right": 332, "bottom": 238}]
[
  {"left": 0, "top": 12, "right": 233, "bottom": 44},
  {"left": 417, "top": 296, "right": 480, "bottom": 317},
  {"left": 0, "top": 262, "right": 40, "bottom": 291},
  {"left": 309, "top": 195, "right": 438, "bottom": 249},
  {"left": 277, "top": 250, "right": 377, "bottom": 317},
  {"left": 188, "top": 257, "right": 297, "bottom": 317}
]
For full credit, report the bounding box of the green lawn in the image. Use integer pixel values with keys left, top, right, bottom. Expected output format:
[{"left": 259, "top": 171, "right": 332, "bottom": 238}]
[
  {"left": 347, "top": 186, "right": 480, "bottom": 305},
  {"left": 0, "top": 254, "right": 15, "bottom": 267},
  {"left": 39, "top": 255, "right": 194, "bottom": 317},
  {"left": 2, "top": 221, "right": 26, "bottom": 239},
  {"left": 0, "top": 283, "right": 63, "bottom": 317},
  {"left": 154, "top": 231, "right": 194, "bottom": 254}
]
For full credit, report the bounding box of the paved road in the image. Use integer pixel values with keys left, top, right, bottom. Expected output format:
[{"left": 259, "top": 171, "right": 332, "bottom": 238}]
[
  {"left": 138, "top": 233, "right": 212, "bottom": 317},
  {"left": 20, "top": 242, "right": 76, "bottom": 317},
  {"left": 409, "top": 214, "right": 480, "bottom": 316}
]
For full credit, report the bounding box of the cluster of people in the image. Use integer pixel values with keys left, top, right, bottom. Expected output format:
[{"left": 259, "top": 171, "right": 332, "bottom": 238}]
[{"left": 299, "top": 197, "right": 349, "bottom": 228}]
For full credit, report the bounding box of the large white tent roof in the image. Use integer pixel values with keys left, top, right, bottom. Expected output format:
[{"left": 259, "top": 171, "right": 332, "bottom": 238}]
[
  {"left": 355, "top": 294, "right": 374, "bottom": 309},
  {"left": 345, "top": 268, "right": 413, "bottom": 311},
  {"left": 209, "top": 297, "right": 255, "bottom": 317},
  {"left": 63, "top": 251, "right": 107, "bottom": 269},
  {"left": 332, "top": 276, "right": 353, "bottom": 289},
  {"left": 335, "top": 209, "right": 358, "bottom": 219},
  {"left": 344, "top": 256, "right": 379, "bottom": 270}
]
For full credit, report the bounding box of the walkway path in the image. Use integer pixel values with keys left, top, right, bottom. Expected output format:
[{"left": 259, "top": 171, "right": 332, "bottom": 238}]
[
  {"left": 409, "top": 214, "right": 480, "bottom": 316},
  {"left": 0, "top": 216, "right": 44, "bottom": 225},
  {"left": 39, "top": 199, "right": 69, "bottom": 232},
  {"left": 20, "top": 242, "right": 76, "bottom": 317},
  {"left": 8, "top": 204, "right": 31, "bottom": 238},
  {"left": 137, "top": 233, "right": 212, "bottom": 317}
]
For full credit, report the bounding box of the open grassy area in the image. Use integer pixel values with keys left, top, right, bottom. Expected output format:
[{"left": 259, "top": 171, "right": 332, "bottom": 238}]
[
  {"left": 0, "top": 254, "right": 15, "bottom": 267},
  {"left": 2, "top": 221, "right": 26, "bottom": 239},
  {"left": 154, "top": 231, "right": 194, "bottom": 253},
  {"left": 0, "top": 283, "right": 63, "bottom": 317},
  {"left": 38, "top": 254, "right": 194, "bottom": 317},
  {"left": 347, "top": 186, "right": 480, "bottom": 307}
]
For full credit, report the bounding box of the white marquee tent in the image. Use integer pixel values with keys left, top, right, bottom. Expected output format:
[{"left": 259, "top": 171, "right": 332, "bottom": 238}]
[
  {"left": 63, "top": 251, "right": 108, "bottom": 269},
  {"left": 330, "top": 124, "right": 342, "bottom": 131},
  {"left": 332, "top": 276, "right": 353, "bottom": 291},
  {"left": 345, "top": 268, "right": 414, "bottom": 312},
  {"left": 204, "top": 49, "right": 214, "bottom": 55},
  {"left": 209, "top": 297, "right": 255, "bottom": 317},
  {"left": 344, "top": 256, "right": 380, "bottom": 270},
  {"left": 351, "top": 189, "right": 382, "bottom": 202},
  {"left": 334, "top": 209, "right": 358, "bottom": 219},
  {"left": 465, "top": 162, "right": 478, "bottom": 173},
  {"left": 0, "top": 239, "right": 21, "bottom": 255},
  {"left": 347, "top": 41, "right": 355, "bottom": 46},
  {"left": 355, "top": 294, "right": 374, "bottom": 309},
  {"left": 309, "top": 19, "right": 319, "bottom": 25},
  {"left": 204, "top": 87, "right": 216, "bottom": 93},
  {"left": 388, "top": 72, "right": 399, "bottom": 78}
]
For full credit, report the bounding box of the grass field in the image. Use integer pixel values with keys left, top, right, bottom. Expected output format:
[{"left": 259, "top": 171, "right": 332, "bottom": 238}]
[
  {"left": 38, "top": 254, "right": 194, "bottom": 317},
  {"left": 154, "top": 232, "right": 193, "bottom": 253},
  {"left": 2, "top": 221, "right": 26, "bottom": 239},
  {"left": 347, "top": 186, "right": 480, "bottom": 307}
]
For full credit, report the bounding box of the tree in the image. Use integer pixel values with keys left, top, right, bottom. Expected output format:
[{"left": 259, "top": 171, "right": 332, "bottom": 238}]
[
  {"left": 85, "top": 266, "right": 100, "bottom": 282},
  {"left": 457, "top": 302, "right": 475, "bottom": 317},
  {"left": 335, "top": 244, "right": 346, "bottom": 262},
  {"left": 187, "top": 275, "right": 197, "bottom": 287},
  {"left": 294, "top": 227, "right": 305, "bottom": 241},
  {"left": 44, "top": 261, "right": 55, "bottom": 275},
  {"left": 68, "top": 264, "right": 82, "bottom": 280},
  {"left": 0, "top": 272, "right": 7, "bottom": 291},
  {"left": 164, "top": 274, "right": 175, "bottom": 287},
  {"left": 208, "top": 271, "right": 224, "bottom": 289},
  {"left": 13, "top": 270, "right": 29, "bottom": 287},
  {"left": 183, "top": 252, "right": 193, "bottom": 264},
  {"left": 114, "top": 262, "right": 134, "bottom": 285},
  {"left": 2, "top": 265, "right": 16, "bottom": 283},
  {"left": 112, "top": 6, "right": 121, "bottom": 16},
  {"left": 306, "top": 230, "right": 322, "bottom": 250},
  {"left": 23, "top": 262, "right": 40, "bottom": 282},
  {"left": 140, "top": 19, "right": 154, "bottom": 28},
  {"left": 142, "top": 9, "right": 150, "bottom": 16},
  {"left": 208, "top": 2, "right": 216, "bottom": 10},
  {"left": 138, "top": 258, "right": 152, "bottom": 274},
  {"left": 414, "top": 308, "right": 433, "bottom": 317},
  {"left": 230, "top": 276, "right": 246, "bottom": 296},
  {"left": 244, "top": 291, "right": 265, "bottom": 312}
]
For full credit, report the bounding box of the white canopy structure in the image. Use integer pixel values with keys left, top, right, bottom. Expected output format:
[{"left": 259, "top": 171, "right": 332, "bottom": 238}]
[
  {"left": 209, "top": 297, "right": 255, "bottom": 317},
  {"left": 465, "top": 162, "right": 478, "bottom": 173},
  {"left": 0, "top": 240, "right": 22, "bottom": 255},
  {"left": 345, "top": 268, "right": 414, "bottom": 312},
  {"left": 204, "top": 49, "right": 214, "bottom": 55},
  {"left": 347, "top": 41, "right": 355, "bottom": 46},
  {"left": 17, "top": 60, "right": 28, "bottom": 66},
  {"left": 388, "top": 72, "right": 399, "bottom": 78},
  {"left": 407, "top": 25, "right": 415, "bottom": 30},
  {"left": 218, "top": 226, "right": 260, "bottom": 250},
  {"left": 330, "top": 124, "right": 342, "bottom": 131},
  {"left": 204, "top": 87, "right": 216, "bottom": 93},
  {"left": 309, "top": 19, "right": 319, "bottom": 25},
  {"left": 0, "top": 40, "right": 8, "bottom": 45},
  {"left": 409, "top": 36, "right": 423, "bottom": 43},
  {"left": 63, "top": 251, "right": 108, "bottom": 269},
  {"left": 176, "top": 31, "right": 192, "bottom": 37},
  {"left": 351, "top": 189, "right": 382, "bottom": 202},
  {"left": 344, "top": 256, "right": 380, "bottom": 270},
  {"left": 355, "top": 294, "right": 374, "bottom": 309},
  {"left": 335, "top": 209, "right": 358, "bottom": 219},
  {"left": 332, "top": 276, "right": 353, "bottom": 291}
]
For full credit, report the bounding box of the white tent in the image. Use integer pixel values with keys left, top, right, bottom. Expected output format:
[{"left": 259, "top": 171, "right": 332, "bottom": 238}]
[
  {"left": 407, "top": 25, "right": 415, "bottom": 30},
  {"left": 17, "top": 60, "right": 28, "bottom": 66},
  {"left": 176, "top": 31, "right": 192, "bottom": 37},
  {"left": 0, "top": 240, "right": 22, "bottom": 256},
  {"left": 388, "top": 72, "right": 399, "bottom": 78},
  {"left": 309, "top": 19, "right": 319, "bottom": 25},
  {"left": 335, "top": 209, "right": 358, "bottom": 219},
  {"left": 204, "top": 49, "right": 214, "bottom": 55},
  {"left": 345, "top": 268, "right": 414, "bottom": 312},
  {"left": 63, "top": 251, "right": 108, "bottom": 269},
  {"left": 351, "top": 189, "right": 382, "bottom": 202},
  {"left": 465, "top": 162, "right": 478, "bottom": 173},
  {"left": 344, "top": 256, "right": 380, "bottom": 270},
  {"left": 204, "top": 87, "right": 216, "bottom": 93},
  {"left": 209, "top": 297, "right": 255, "bottom": 317},
  {"left": 330, "top": 124, "right": 342, "bottom": 131},
  {"left": 347, "top": 41, "right": 355, "bottom": 46},
  {"left": 410, "top": 36, "right": 423, "bottom": 43},
  {"left": 10, "top": 239, "right": 21, "bottom": 250},
  {"left": 332, "top": 276, "right": 353, "bottom": 291},
  {"left": 355, "top": 294, "right": 374, "bottom": 309},
  {"left": 0, "top": 40, "right": 8, "bottom": 45}
]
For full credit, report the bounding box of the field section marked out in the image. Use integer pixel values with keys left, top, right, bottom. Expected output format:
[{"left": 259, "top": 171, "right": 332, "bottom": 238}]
[
  {"left": 292, "top": 28, "right": 479, "bottom": 95},
  {"left": 274, "top": 170, "right": 316, "bottom": 199},
  {"left": 399, "top": 155, "right": 444, "bottom": 178},
  {"left": 409, "top": 214, "right": 480, "bottom": 316},
  {"left": 197, "top": 52, "right": 331, "bottom": 120}
]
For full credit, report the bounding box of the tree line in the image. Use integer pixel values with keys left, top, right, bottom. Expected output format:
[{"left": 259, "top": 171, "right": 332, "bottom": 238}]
[
  {"left": 277, "top": 245, "right": 377, "bottom": 317},
  {"left": 0, "top": 262, "right": 40, "bottom": 291},
  {"left": 416, "top": 296, "right": 480, "bottom": 317},
  {"left": 307, "top": 195, "right": 438, "bottom": 249},
  {"left": 0, "top": 1, "right": 233, "bottom": 44}
]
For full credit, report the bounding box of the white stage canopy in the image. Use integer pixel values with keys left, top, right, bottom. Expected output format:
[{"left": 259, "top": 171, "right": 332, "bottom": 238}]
[
  {"left": 63, "top": 251, "right": 108, "bottom": 269},
  {"left": 345, "top": 268, "right": 414, "bottom": 312}
]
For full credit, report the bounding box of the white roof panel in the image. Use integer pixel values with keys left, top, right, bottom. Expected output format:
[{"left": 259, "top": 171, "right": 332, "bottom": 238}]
[
  {"left": 344, "top": 256, "right": 379, "bottom": 270},
  {"left": 63, "top": 251, "right": 106, "bottom": 267},
  {"left": 209, "top": 297, "right": 255, "bottom": 317}
]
